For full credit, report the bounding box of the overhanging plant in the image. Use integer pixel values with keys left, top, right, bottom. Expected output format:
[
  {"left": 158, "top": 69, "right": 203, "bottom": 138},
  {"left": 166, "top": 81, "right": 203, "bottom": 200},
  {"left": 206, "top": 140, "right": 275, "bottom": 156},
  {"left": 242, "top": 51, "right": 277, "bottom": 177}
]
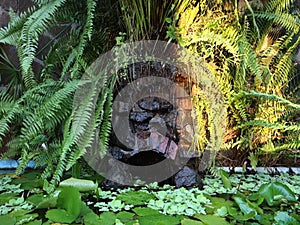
[{"left": 0, "top": 0, "right": 119, "bottom": 191}]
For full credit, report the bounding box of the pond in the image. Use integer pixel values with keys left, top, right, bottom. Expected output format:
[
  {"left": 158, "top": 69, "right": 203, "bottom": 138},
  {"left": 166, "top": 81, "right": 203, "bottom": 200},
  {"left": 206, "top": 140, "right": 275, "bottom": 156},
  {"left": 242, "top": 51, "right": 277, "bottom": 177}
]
[{"left": 0, "top": 170, "right": 299, "bottom": 225}]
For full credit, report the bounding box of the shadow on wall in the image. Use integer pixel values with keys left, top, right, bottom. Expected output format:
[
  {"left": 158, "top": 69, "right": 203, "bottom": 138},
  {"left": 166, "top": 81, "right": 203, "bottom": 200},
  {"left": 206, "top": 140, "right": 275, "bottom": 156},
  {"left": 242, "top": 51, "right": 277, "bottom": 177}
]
[{"left": 0, "top": 0, "right": 33, "bottom": 28}]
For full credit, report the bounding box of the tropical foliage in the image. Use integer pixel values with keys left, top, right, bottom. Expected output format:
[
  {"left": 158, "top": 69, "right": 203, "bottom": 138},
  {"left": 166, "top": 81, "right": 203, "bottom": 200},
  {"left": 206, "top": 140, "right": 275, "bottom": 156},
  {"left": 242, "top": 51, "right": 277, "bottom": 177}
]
[
  {"left": 0, "top": 0, "right": 299, "bottom": 191},
  {"left": 168, "top": 0, "right": 300, "bottom": 163},
  {"left": 0, "top": 0, "right": 117, "bottom": 191}
]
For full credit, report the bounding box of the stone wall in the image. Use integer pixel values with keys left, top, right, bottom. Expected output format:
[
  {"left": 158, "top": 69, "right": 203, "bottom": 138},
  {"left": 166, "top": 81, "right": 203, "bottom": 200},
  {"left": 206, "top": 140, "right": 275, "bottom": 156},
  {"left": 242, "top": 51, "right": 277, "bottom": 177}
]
[{"left": 0, "top": 0, "right": 33, "bottom": 28}]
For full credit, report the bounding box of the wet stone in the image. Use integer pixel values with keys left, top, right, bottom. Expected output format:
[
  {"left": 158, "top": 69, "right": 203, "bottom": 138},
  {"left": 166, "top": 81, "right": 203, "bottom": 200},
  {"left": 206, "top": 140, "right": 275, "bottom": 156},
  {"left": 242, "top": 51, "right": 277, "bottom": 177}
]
[
  {"left": 138, "top": 97, "right": 173, "bottom": 112},
  {"left": 0, "top": 7, "right": 10, "bottom": 27},
  {"left": 160, "top": 101, "right": 173, "bottom": 111},
  {"left": 138, "top": 98, "right": 161, "bottom": 111},
  {"left": 157, "top": 136, "right": 169, "bottom": 154},
  {"left": 149, "top": 132, "right": 168, "bottom": 154},
  {"left": 163, "top": 109, "right": 177, "bottom": 127},
  {"left": 129, "top": 111, "right": 154, "bottom": 122},
  {"left": 149, "top": 116, "right": 168, "bottom": 135},
  {"left": 174, "top": 166, "right": 199, "bottom": 188},
  {"left": 167, "top": 140, "right": 178, "bottom": 160},
  {"left": 109, "top": 146, "right": 125, "bottom": 160},
  {"left": 101, "top": 158, "right": 133, "bottom": 190},
  {"left": 135, "top": 123, "right": 149, "bottom": 131}
]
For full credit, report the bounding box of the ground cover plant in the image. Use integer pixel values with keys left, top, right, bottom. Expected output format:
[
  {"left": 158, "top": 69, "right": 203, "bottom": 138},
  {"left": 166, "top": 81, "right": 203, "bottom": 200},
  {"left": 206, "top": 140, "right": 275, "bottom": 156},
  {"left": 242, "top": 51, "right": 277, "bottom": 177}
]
[{"left": 0, "top": 170, "right": 299, "bottom": 225}]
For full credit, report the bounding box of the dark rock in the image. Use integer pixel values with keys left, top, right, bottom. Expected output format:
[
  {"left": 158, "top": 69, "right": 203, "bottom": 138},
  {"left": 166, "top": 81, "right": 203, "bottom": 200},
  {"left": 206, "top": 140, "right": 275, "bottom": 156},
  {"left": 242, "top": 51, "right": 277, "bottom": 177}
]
[
  {"left": 19, "top": 0, "right": 34, "bottom": 12},
  {"left": 160, "top": 101, "right": 173, "bottom": 111},
  {"left": 149, "top": 116, "right": 168, "bottom": 135},
  {"left": 163, "top": 109, "right": 177, "bottom": 127},
  {"left": 138, "top": 97, "right": 173, "bottom": 112},
  {"left": 0, "top": 7, "right": 10, "bottom": 27},
  {"left": 129, "top": 111, "right": 154, "bottom": 122},
  {"left": 174, "top": 166, "right": 199, "bottom": 188},
  {"left": 101, "top": 158, "right": 132, "bottom": 190},
  {"left": 138, "top": 98, "right": 160, "bottom": 111},
  {"left": 1, "top": 0, "right": 17, "bottom": 10},
  {"left": 109, "top": 146, "right": 125, "bottom": 160},
  {"left": 135, "top": 123, "right": 149, "bottom": 131}
]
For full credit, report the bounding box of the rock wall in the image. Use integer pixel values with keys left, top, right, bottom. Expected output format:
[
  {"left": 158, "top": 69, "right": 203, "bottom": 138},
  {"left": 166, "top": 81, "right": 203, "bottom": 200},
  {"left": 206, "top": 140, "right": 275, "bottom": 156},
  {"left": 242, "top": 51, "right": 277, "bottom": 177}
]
[{"left": 0, "top": 0, "right": 33, "bottom": 28}]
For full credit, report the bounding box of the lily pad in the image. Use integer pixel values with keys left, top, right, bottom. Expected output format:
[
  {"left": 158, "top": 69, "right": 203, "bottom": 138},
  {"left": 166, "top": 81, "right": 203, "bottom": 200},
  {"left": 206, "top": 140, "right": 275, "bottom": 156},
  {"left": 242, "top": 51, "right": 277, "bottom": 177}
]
[
  {"left": 181, "top": 218, "right": 204, "bottom": 225},
  {"left": 116, "top": 190, "right": 155, "bottom": 205},
  {"left": 193, "top": 214, "right": 230, "bottom": 225},
  {"left": 257, "top": 182, "right": 297, "bottom": 206},
  {"left": 133, "top": 207, "right": 161, "bottom": 216},
  {"left": 99, "top": 212, "right": 117, "bottom": 225},
  {"left": 83, "top": 212, "right": 100, "bottom": 225},
  {"left": 0, "top": 215, "right": 16, "bottom": 225},
  {"left": 46, "top": 209, "right": 78, "bottom": 223},
  {"left": 138, "top": 214, "right": 182, "bottom": 225}
]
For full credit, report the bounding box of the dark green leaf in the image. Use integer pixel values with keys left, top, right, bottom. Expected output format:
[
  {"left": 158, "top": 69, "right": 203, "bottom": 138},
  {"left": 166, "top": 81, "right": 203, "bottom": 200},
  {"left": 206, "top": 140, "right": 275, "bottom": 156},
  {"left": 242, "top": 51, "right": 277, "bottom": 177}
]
[
  {"left": 116, "top": 191, "right": 155, "bottom": 205},
  {"left": 181, "top": 218, "right": 204, "bottom": 225},
  {"left": 37, "top": 196, "right": 57, "bottom": 209},
  {"left": 138, "top": 214, "right": 182, "bottom": 225},
  {"left": 116, "top": 211, "right": 135, "bottom": 219},
  {"left": 206, "top": 197, "right": 233, "bottom": 214},
  {"left": 24, "top": 220, "right": 42, "bottom": 225},
  {"left": 258, "top": 182, "right": 297, "bottom": 206},
  {"left": 56, "top": 186, "right": 82, "bottom": 217},
  {"left": 0, "top": 192, "right": 18, "bottom": 205},
  {"left": 99, "top": 212, "right": 117, "bottom": 225},
  {"left": 83, "top": 212, "right": 100, "bottom": 225},
  {"left": 26, "top": 194, "right": 45, "bottom": 206},
  {"left": 46, "top": 209, "right": 78, "bottom": 223},
  {"left": 193, "top": 214, "right": 230, "bottom": 225},
  {"left": 0, "top": 215, "right": 16, "bottom": 225},
  {"left": 233, "top": 196, "right": 256, "bottom": 215},
  {"left": 220, "top": 170, "right": 232, "bottom": 189},
  {"left": 232, "top": 211, "right": 256, "bottom": 221},
  {"left": 12, "top": 172, "right": 42, "bottom": 190},
  {"left": 133, "top": 207, "right": 161, "bottom": 216}
]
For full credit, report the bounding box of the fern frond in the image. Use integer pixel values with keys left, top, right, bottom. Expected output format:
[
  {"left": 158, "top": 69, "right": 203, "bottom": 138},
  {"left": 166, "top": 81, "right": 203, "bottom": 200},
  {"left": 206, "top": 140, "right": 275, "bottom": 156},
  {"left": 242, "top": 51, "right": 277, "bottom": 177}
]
[
  {"left": 254, "top": 12, "right": 299, "bottom": 32},
  {"left": 0, "top": 7, "right": 36, "bottom": 45},
  {"left": 240, "top": 90, "right": 300, "bottom": 110},
  {"left": 237, "top": 35, "right": 262, "bottom": 86},
  {"left": 269, "top": 34, "right": 300, "bottom": 89},
  {"left": 0, "top": 93, "right": 21, "bottom": 147},
  {"left": 266, "top": 0, "right": 295, "bottom": 12},
  {"left": 98, "top": 74, "right": 116, "bottom": 157},
  {"left": 65, "top": 72, "right": 115, "bottom": 170},
  {"left": 18, "top": 0, "right": 67, "bottom": 89},
  {"left": 62, "top": 0, "right": 97, "bottom": 79},
  {"left": 186, "top": 28, "right": 240, "bottom": 57},
  {"left": 274, "top": 140, "right": 300, "bottom": 151}
]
